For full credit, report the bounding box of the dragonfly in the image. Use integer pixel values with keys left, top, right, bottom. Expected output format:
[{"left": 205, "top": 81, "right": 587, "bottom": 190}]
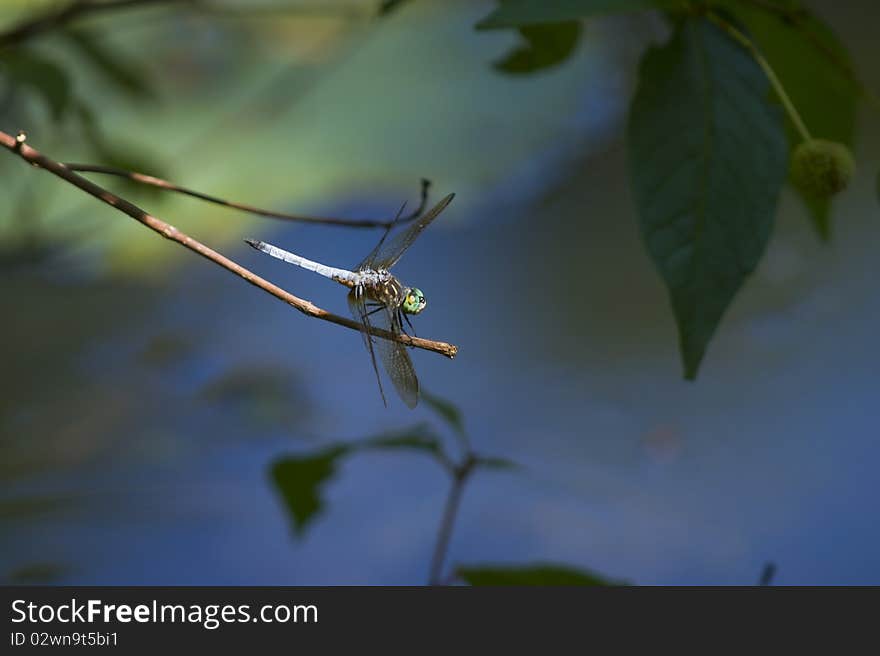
[{"left": 245, "top": 193, "right": 455, "bottom": 409}]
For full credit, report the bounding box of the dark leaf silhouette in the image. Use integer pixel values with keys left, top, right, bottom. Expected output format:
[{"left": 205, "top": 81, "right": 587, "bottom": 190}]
[
  {"left": 421, "top": 391, "right": 466, "bottom": 438},
  {"left": 199, "top": 364, "right": 308, "bottom": 431},
  {"left": 76, "top": 103, "right": 169, "bottom": 198},
  {"left": 0, "top": 495, "right": 78, "bottom": 520},
  {"left": 0, "top": 50, "right": 71, "bottom": 120},
  {"left": 378, "top": 0, "right": 413, "bottom": 16},
  {"left": 458, "top": 563, "right": 623, "bottom": 585},
  {"left": 759, "top": 562, "right": 776, "bottom": 586},
  {"left": 362, "top": 424, "right": 444, "bottom": 459},
  {"left": 6, "top": 562, "right": 70, "bottom": 584},
  {"left": 473, "top": 456, "right": 519, "bottom": 471},
  {"left": 63, "top": 28, "right": 156, "bottom": 101},
  {"left": 477, "top": 0, "right": 671, "bottom": 29},
  {"left": 270, "top": 446, "right": 350, "bottom": 537},
  {"left": 493, "top": 22, "right": 582, "bottom": 75}
]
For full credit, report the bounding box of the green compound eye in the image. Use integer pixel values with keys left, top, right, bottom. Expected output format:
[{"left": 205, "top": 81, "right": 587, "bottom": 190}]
[{"left": 402, "top": 288, "right": 426, "bottom": 314}]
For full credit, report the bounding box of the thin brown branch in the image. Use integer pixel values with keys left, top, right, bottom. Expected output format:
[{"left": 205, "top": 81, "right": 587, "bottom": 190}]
[
  {"left": 64, "top": 163, "right": 431, "bottom": 228},
  {"left": 0, "top": 0, "right": 181, "bottom": 49},
  {"left": 0, "top": 129, "right": 458, "bottom": 359}
]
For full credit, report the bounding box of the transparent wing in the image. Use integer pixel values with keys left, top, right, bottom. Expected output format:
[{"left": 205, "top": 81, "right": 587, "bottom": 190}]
[
  {"left": 372, "top": 307, "right": 419, "bottom": 409},
  {"left": 360, "top": 193, "right": 454, "bottom": 271},
  {"left": 347, "top": 289, "right": 388, "bottom": 408}
]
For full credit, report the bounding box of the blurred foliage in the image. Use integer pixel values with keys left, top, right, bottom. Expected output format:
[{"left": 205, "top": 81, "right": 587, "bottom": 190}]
[
  {"left": 420, "top": 390, "right": 466, "bottom": 439},
  {"left": 0, "top": 495, "right": 78, "bottom": 520},
  {"left": 457, "top": 563, "right": 623, "bottom": 586},
  {"left": 137, "top": 333, "right": 195, "bottom": 368},
  {"left": 476, "top": 0, "right": 872, "bottom": 379},
  {"left": 5, "top": 562, "right": 71, "bottom": 585},
  {"left": 266, "top": 394, "right": 593, "bottom": 584},
  {"left": 269, "top": 423, "right": 450, "bottom": 537},
  {"left": 267, "top": 395, "right": 546, "bottom": 585},
  {"left": 199, "top": 364, "right": 310, "bottom": 431},
  {"left": 471, "top": 455, "right": 519, "bottom": 471},
  {"left": 361, "top": 424, "right": 445, "bottom": 459},
  {"left": 0, "top": 0, "right": 877, "bottom": 586},
  {"left": 493, "top": 22, "right": 583, "bottom": 75},
  {"left": 758, "top": 562, "right": 777, "bottom": 586},
  {"left": 75, "top": 103, "right": 170, "bottom": 197},
  {"left": 0, "top": 0, "right": 873, "bottom": 382},
  {"left": 378, "top": 0, "right": 414, "bottom": 16},
  {"left": 0, "top": 7, "right": 168, "bottom": 201},
  {"left": 477, "top": 0, "right": 674, "bottom": 29},
  {"left": 719, "top": 1, "right": 859, "bottom": 240},
  {"left": 61, "top": 27, "right": 156, "bottom": 102},
  {"left": 0, "top": 49, "right": 72, "bottom": 120}
]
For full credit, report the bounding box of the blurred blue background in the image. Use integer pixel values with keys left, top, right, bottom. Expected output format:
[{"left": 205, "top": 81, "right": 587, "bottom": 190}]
[{"left": 1, "top": 0, "right": 879, "bottom": 585}]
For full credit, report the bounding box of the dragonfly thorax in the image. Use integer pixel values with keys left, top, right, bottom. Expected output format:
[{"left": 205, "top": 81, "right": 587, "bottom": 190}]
[{"left": 356, "top": 269, "right": 426, "bottom": 315}]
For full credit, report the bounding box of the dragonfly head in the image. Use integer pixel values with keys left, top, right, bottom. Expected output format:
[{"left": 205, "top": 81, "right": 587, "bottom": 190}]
[{"left": 402, "top": 288, "right": 427, "bottom": 315}]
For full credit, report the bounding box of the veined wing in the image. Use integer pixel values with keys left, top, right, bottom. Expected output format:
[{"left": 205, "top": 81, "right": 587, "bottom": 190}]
[
  {"left": 360, "top": 193, "right": 454, "bottom": 271},
  {"left": 372, "top": 307, "right": 419, "bottom": 409},
  {"left": 347, "top": 289, "right": 388, "bottom": 407}
]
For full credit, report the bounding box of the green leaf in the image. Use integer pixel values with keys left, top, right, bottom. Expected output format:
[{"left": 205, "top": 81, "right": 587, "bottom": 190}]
[
  {"left": 420, "top": 391, "right": 466, "bottom": 438},
  {"left": 0, "top": 50, "right": 71, "bottom": 120},
  {"left": 457, "top": 563, "right": 624, "bottom": 585},
  {"left": 362, "top": 424, "right": 444, "bottom": 458},
  {"left": 63, "top": 29, "right": 155, "bottom": 101},
  {"left": 718, "top": 2, "right": 858, "bottom": 240},
  {"left": 477, "top": 0, "right": 673, "bottom": 30},
  {"left": 493, "top": 22, "right": 583, "bottom": 74},
  {"left": 269, "top": 446, "right": 349, "bottom": 537},
  {"left": 627, "top": 18, "right": 787, "bottom": 379}
]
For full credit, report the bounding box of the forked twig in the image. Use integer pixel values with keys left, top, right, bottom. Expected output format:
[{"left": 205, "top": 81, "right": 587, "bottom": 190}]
[
  {"left": 64, "top": 163, "right": 432, "bottom": 228},
  {"left": 0, "top": 130, "right": 458, "bottom": 359}
]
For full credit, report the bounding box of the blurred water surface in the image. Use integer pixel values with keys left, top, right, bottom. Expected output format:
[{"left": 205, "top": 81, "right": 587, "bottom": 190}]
[{"left": 2, "top": 1, "right": 879, "bottom": 584}]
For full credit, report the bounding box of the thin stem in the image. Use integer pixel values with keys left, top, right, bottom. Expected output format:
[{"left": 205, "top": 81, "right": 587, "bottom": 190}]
[
  {"left": 0, "top": 130, "right": 457, "bottom": 359},
  {"left": 428, "top": 455, "right": 475, "bottom": 585},
  {"left": 707, "top": 11, "right": 812, "bottom": 141},
  {"left": 64, "top": 163, "right": 431, "bottom": 229}
]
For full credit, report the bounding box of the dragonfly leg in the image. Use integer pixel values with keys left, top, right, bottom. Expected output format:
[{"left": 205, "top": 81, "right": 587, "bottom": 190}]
[{"left": 401, "top": 309, "right": 418, "bottom": 340}]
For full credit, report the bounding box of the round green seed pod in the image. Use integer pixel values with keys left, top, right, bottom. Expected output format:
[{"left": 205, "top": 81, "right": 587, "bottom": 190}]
[{"left": 791, "top": 139, "right": 856, "bottom": 198}]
